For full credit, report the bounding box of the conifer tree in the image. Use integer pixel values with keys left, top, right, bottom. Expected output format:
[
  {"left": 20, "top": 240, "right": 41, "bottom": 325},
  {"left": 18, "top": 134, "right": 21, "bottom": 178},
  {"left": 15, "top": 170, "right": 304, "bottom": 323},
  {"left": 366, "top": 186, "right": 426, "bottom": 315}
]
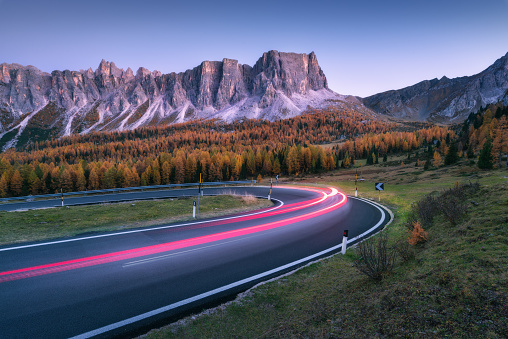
[
  {"left": 444, "top": 140, "right": 459, "bottom": 165},
  {"left": 478, "top": 138, "right": 493, "bottom": 169}
]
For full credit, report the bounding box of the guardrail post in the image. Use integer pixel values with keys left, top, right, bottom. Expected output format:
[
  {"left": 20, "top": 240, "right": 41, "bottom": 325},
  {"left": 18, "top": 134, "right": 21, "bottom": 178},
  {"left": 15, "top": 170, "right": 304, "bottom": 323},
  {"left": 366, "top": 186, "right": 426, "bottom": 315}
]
[{"left": 341, "top": 230, "right": 348, "bottom": 255}]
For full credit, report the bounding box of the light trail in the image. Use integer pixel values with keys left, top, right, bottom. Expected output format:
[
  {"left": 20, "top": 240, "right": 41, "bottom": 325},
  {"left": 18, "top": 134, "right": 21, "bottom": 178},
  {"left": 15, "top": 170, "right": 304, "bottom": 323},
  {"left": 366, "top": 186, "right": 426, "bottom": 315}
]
[{"left": 0, "top": 188, "right": 346, "bottom": 283}]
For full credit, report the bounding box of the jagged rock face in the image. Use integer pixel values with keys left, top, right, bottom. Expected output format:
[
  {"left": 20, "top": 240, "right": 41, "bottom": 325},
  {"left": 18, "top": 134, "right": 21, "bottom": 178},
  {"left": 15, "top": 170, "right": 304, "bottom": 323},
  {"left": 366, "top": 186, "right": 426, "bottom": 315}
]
[
  {"left": 0, "top": 50, "right": 344, "bottom": 149},
  {"left": 363, "top": 52, "right": 508, "bottom": 122}
]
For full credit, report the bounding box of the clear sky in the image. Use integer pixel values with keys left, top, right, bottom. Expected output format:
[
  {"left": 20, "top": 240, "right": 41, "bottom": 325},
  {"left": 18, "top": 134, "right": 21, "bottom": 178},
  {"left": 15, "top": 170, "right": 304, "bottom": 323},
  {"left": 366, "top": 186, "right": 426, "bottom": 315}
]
[{"left": 2, "top": 0, "right": 507, "bottom": 97}]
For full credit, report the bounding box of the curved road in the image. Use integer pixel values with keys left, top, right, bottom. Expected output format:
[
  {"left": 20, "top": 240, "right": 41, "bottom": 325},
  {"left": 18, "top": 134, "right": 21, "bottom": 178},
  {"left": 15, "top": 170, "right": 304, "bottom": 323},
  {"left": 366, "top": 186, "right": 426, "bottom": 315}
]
[{"left": 0, "top": 186, "right": 391, "bottom": 338}]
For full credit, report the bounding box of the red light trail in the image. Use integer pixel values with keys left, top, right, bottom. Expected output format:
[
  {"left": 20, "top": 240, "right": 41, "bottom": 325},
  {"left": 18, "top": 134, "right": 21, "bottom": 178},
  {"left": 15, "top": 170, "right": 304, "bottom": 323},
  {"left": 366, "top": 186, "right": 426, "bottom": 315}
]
[{"left": 0, "top": 188, "right": 346, "bottom": 283}]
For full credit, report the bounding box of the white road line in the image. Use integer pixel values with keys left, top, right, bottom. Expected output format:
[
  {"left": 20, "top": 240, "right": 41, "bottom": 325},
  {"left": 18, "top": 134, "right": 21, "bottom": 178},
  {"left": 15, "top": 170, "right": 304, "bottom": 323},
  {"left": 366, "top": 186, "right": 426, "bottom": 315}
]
[
  {"left": 122, "top": 237, "right": 250, "bottom": 267},
  {"left": 70, "top": 196, "right": 391, "bottom": 339},
  {"left": 0, "top": 198, "right": 284, "bottom": 252}
]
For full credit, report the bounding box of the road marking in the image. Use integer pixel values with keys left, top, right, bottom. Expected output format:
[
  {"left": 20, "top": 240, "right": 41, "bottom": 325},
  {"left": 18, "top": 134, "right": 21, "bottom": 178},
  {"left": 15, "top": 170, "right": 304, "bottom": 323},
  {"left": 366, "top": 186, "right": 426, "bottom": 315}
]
[
  {"left": 122, "top": 237, "right": 250, "bottom": 267},
  {"left": 0, "top": 197, "right": 285, "bottom": 252},
  {"left": 0, "top": 192, "right": 342, "bottom": 282},
  {"left": 70, "top": 192, "right": 386, "bottom": 339}
]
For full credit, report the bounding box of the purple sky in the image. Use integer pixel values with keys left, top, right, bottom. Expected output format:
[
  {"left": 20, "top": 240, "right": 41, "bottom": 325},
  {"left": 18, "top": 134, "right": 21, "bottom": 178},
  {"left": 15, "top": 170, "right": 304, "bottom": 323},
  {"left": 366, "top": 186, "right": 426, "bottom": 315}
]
[{"left": 2, "top": 0, "right": 508, "bottom": 97}]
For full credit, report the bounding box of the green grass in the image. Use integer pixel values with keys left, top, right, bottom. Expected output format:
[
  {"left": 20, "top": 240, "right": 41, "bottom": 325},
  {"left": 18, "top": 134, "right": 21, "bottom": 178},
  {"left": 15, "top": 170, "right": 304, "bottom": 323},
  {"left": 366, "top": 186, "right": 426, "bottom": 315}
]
[
  {"left": 0, "top": 195, "right": 272, "bottom": 246},
  {"left": 140, "top": 157, "right": 507, "bottom": 338}
]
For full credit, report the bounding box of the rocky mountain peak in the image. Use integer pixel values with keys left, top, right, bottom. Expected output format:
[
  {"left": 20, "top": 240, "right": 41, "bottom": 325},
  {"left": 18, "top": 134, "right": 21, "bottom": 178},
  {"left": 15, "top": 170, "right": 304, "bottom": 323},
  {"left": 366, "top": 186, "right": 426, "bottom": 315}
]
[
  {"left": 251, "top": 50, "right": 328, "bottom": 98},
  {"left": 0, "top": 51, "right": 348, "bottom": 150},
  {"left": 135, "top": 67, "right": 152, "bottom": 78},
  {"left": 125, "top": 67, "right": 134, "bottom": 78},
  {"left": 95, "top": 59, "right": 125, "bottom": 78}
]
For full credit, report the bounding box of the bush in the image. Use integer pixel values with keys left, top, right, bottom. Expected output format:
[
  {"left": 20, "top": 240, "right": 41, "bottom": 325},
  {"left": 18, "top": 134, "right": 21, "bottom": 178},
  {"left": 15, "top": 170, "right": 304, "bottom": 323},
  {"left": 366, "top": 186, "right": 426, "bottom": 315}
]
[
  {"left": 415, "top": 194, "right": 439, "bottom": 228},
  {"left": 353, "top": 233, "right": 396, "bottom": 281},
  {"left": 407, "top": 182, "right": 480, "bottom": 228},
  {"left": 406, "top": 193, "right": 438, "bottom": 229},
  {"left": 437, "top": 182, "right": 479, "bottom": 225},
  {"left": 439, "top": 194, "right": 468, "bottom": 225},
  {"left": 408, "top": 221, "right": 428, "bottom": 245},
  {"left": 395, "top": 238, "right": 415, "bottom": 262}
]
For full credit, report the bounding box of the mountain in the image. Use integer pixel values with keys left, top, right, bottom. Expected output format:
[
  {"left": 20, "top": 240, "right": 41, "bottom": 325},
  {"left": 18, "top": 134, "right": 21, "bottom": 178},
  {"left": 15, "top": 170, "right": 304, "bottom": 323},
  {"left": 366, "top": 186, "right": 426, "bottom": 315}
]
[
  {"left": 362, "top": 52, "right": 508, "bottom": 123},
  {"left": 0, "top": 51, "right": 362, "bottom": 150}
]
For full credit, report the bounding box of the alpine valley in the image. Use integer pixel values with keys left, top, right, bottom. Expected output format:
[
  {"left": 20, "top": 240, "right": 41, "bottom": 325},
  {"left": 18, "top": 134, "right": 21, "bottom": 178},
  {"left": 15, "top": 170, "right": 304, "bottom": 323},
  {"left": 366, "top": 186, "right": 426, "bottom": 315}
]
[{"left": 1, "top": 50, "right": 507, "bottom": 150}]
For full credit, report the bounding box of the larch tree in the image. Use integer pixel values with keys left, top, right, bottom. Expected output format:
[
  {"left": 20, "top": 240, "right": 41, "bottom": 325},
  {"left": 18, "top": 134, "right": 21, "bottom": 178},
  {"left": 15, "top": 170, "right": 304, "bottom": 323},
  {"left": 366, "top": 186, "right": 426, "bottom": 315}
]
[
  {"left": 10, "top": 170, "right": 23, "bottom": 196},
  {"left": 433, "top": 151, "right": 443, "bottom": 167}
]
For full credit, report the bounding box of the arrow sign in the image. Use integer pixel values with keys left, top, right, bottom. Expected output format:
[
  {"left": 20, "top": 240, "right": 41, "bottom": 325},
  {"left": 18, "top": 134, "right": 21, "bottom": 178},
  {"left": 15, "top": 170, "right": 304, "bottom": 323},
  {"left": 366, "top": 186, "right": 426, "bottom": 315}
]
[{"left": 375, "top": 182, "right": 384, "bottom": 191}]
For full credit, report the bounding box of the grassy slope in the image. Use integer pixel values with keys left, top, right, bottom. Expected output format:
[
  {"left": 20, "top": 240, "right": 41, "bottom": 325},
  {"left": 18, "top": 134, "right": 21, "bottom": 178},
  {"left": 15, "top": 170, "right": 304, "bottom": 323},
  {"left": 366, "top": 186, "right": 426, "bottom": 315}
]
[
  {"left": 0, "top": 195, "right": 272, "bottom": 246},
  {"left": 141, "top": 157, "right": 507, "bottom": 338}
]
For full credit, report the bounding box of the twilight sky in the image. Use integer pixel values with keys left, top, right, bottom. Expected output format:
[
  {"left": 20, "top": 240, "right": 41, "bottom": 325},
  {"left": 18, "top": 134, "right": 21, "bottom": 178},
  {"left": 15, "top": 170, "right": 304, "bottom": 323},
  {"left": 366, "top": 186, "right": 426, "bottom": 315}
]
[{"left": 2, "top": 0, "right": 507, "bottom": 97}]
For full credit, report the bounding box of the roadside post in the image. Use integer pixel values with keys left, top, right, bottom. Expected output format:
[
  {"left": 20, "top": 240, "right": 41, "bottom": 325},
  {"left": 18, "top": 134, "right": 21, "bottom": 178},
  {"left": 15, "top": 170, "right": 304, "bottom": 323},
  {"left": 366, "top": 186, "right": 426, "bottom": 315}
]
[
  {"left": 200, "top": 173, "right": 203, "bottom": 196},
  {"left": 355, "top": 170, "right": 358, "bottom": 197},
  {"left": 193, "top": 200, "right": 196, "bottom": 218},
  {"left": 341, "top": 230, "right": 348, "bottom": 254},
  {"left": 268, "top": 177, "right": 273, "bottom": 200},
  {"left": 375, "top": 182, "right": 384, "bottom": 201},
  {"left": 197, "top": 173, "right": 202, "bottom": 218},
  {"left": 61, "top": 188, "right": 64, "bottom": 207}
]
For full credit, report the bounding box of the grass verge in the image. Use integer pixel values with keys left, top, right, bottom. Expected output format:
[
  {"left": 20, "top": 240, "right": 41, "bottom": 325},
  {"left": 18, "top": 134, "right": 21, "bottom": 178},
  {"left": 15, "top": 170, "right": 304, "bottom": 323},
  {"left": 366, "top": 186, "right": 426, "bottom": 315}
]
[
  {"left": 140, "top": 158, "right": 507, "bottom": 338},
  {"left": 0, "top": 194, "right": 272, "bottom": 246}
]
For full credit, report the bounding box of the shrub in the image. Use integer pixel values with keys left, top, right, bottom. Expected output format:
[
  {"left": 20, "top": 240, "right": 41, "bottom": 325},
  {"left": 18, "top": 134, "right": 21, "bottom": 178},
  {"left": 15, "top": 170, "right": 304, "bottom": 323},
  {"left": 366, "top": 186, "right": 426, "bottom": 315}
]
[
  {"left": 408, "top": 221, "right": 428, "bottom": 245},
  {"left": 415, "top": 194, "right": 439, "bottom": 228},
  {"left": 438, "top": 183, "right": 475, "bottom": 225},
  {"left": 395, "top": 238, "right": 415, "bottom": 262},
  {"left": 406, "top": 193, "right": 438, "bottom": 229},
  {"left": 353, "top": 233, "right": 396, "bottom": 281},
  {"left": 439, "top": 195, "right": 468, "bottom": 225}
]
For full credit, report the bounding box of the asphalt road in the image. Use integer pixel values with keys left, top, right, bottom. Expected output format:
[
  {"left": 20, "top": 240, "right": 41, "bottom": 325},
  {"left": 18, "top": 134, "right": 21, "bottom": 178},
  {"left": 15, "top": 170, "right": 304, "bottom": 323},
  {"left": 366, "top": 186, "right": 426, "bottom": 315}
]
[{"left": 0, "top": 186, "right": 391, "bottom": 338}]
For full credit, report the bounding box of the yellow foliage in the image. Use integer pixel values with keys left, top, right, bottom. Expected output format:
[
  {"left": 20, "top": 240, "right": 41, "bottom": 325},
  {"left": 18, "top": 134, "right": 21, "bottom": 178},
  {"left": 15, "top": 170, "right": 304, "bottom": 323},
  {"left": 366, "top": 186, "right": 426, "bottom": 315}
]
[{"left": 408, "top": 220, "right": 428, "bottom": 245}]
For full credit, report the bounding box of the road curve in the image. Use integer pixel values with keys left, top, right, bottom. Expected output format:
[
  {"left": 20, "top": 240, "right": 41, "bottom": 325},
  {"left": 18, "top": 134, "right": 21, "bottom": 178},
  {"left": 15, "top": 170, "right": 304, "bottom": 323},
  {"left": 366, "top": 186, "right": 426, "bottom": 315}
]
[{"left": 0, "top": 185, "right": 391, "bottom": 338}]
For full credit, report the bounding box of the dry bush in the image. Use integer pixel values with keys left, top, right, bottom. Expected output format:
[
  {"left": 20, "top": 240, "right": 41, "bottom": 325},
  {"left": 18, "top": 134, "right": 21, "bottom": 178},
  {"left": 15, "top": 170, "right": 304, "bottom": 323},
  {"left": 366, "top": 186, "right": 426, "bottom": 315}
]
[
  {"left": 353, "top": 233, "right": 396, "bottom": 281},
  {"left": 415, "top": 194, "right": 439, "bottom": 227},
  {"left": 439, "top": 186, "right": 469, "bottom": 225},
  {"left": 408, "top": 221, "right": 428, "bottom": 245},
  {"left": 241, "top": 194, "right": 258, "bottom": 205},
  {"left": 408, "top": 182, "right": 480, "bottom": 229},
  {"left": 395, "top": 238, "right": 415, "bottom": 262},
  {"left": 218, "top": 189, "right": 258, "bottom": 205},
  {"left": 406, "top": 193, "right": 438, "bottom": 230}
]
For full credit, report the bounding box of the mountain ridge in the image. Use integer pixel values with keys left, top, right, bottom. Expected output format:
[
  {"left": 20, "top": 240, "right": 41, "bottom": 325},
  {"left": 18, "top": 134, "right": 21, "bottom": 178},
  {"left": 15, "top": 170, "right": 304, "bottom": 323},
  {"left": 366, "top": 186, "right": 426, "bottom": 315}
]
[
  {"left": 2, "top": 50, "right": 508, "bottom": 150},
  {"left": 362, "top": 51, "right": 508, "bottom": 122},
  {"left": 0, "top": 51, "right": 359, "bottom": 149}
]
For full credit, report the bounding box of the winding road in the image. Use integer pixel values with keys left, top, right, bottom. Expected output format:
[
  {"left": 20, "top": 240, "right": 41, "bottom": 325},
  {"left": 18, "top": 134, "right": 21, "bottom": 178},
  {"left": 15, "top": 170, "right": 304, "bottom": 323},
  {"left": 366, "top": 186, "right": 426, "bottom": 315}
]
[{"left": 0, "top": 185, "right": 391, "bottom": 338}]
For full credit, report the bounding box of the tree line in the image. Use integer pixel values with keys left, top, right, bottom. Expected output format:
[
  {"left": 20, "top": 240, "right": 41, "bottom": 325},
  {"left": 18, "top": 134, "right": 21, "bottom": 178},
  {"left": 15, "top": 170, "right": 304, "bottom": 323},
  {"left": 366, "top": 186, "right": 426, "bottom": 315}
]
[{"left": 0, "top": 107, "right": 453, "bottom": 197}]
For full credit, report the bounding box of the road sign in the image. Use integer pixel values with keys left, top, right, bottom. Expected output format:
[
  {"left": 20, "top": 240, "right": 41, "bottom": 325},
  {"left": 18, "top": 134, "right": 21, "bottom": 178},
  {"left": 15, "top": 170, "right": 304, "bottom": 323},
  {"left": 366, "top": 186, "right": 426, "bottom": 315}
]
[{"left": 375, "top": 182, "right": 384, "bottom": 191}]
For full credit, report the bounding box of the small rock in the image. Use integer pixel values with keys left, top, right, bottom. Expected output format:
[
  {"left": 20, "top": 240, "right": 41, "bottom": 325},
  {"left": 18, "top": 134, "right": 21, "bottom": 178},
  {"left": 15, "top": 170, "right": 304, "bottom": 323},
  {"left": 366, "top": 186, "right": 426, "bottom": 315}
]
[
  {"left": 131, "top": 204, "right": 136, "bottom": 206},
  {"left": 471, "top": 201, "right": 479, "bottom": 206}
]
